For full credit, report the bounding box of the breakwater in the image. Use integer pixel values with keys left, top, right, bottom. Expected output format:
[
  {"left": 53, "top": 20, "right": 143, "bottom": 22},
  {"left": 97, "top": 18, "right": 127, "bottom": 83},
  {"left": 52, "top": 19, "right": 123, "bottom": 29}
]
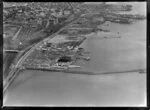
[{"left": 24, "top": 67, "right": 146, "bottom": 75}]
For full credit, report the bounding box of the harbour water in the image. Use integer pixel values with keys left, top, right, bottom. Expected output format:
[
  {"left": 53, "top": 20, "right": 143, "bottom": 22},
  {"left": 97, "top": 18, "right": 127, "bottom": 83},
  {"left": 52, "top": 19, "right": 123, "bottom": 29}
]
[
  {"left": 4, "top": 2, "right": 146, "bottom": 106},
  {"left": 76, "top": 19, "right": 146, "bottom": 73},
  {"left": 4, "top": 70, "right": 146, "bottom": 106}
]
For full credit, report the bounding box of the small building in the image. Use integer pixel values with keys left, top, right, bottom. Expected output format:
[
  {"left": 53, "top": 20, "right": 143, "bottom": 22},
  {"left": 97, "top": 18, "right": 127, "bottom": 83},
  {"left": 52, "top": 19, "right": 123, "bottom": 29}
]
[
  {"left": 67, "top": 46, "right": 74, "bottom": 50},
  {"left": 46, "top": 43, "right": 52, "bottom": 47}
]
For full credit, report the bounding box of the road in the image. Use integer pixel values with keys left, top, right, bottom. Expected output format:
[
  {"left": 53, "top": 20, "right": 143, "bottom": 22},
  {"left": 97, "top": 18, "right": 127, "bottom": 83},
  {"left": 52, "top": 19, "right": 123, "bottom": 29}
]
[
  {"left": 3, "top": 66, "right": 24, "bottom": 95},
  {"left": 3, "top": 12, "right": 83, "bottom": 94},
  {"left": 3, "top": 45, "right": 36, "bottom": 95}
]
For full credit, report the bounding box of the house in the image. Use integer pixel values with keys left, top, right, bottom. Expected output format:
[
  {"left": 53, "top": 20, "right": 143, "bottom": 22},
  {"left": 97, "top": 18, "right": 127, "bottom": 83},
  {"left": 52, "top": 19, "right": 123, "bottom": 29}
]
[{"left": 40, "top": 12, "right": 45, "bottom": 17}]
